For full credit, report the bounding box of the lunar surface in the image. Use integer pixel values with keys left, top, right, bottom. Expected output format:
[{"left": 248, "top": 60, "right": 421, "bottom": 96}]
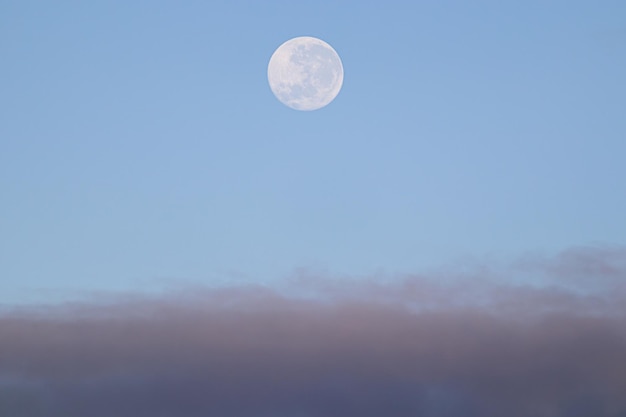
[{"left": 267, "top": 36, "right": 343, "bottom": 111}]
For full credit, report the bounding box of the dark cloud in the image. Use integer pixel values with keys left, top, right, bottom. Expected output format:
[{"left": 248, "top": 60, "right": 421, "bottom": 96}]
[{"left": 1, "top": 247, "right": 626, "bottom": 417}]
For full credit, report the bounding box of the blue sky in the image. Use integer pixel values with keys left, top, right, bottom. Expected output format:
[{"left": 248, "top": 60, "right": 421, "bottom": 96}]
[{"left": 1, "top": 1, "right": 625, "bottom": 303}]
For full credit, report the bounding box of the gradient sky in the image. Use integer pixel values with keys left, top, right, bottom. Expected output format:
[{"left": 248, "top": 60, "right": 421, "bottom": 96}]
[
  {"left": 2, "top": 2, "right": 626, "bottom": 415},
  {"left": 2, "top": 1, "right": 625, "bottom": 301}
]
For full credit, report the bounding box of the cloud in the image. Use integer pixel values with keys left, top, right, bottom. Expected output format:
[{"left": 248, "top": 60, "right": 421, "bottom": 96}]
[{"left": 1, "top": 247, "right": 626, "bottom": 417}]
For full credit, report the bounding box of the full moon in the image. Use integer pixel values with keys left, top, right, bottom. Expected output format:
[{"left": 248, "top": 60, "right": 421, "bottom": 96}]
[{"left": 267, "top": 36, "right": 344, "bottom": 111}]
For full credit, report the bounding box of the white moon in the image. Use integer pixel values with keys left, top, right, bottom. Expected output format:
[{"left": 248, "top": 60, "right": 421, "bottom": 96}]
[{"left": 267, "top": 36, "right": 344, "bottom": 111}]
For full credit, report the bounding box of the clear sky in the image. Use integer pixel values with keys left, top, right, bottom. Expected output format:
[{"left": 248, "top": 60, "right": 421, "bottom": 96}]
[{"left": 2, "top": 1, "right": 625, "bottom": 300}]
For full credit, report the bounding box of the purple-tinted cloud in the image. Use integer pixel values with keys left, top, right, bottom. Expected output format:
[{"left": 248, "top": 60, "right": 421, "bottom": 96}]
[{"left": 1, "top": 247, "right": 626, "bottom": 417}]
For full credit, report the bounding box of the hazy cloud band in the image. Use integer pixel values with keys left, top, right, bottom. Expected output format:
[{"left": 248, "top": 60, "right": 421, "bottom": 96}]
[{"left": 1, "top": 246, "right": 625, "bottom": 417}]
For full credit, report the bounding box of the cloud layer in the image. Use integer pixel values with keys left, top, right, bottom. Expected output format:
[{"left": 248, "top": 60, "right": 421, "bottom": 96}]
[{"left": 1, "top": 247, "right": 626, "bottom": 417}]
